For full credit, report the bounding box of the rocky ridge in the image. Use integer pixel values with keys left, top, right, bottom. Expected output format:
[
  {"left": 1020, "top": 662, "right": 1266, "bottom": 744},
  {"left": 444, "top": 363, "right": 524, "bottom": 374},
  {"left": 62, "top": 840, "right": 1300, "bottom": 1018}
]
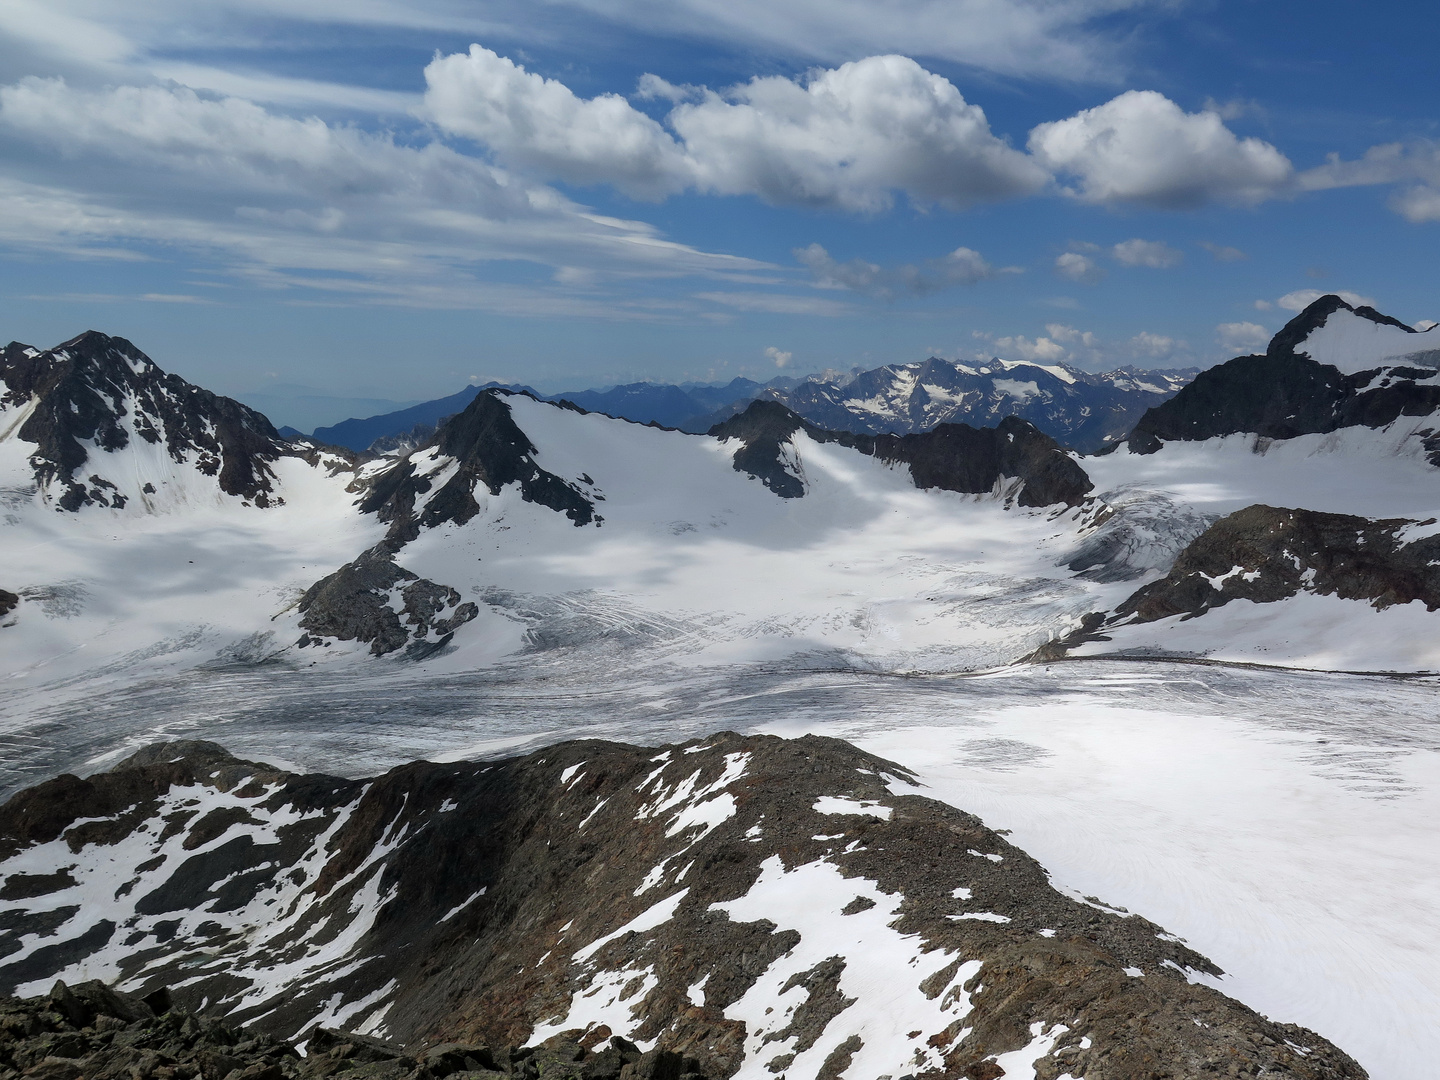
[
  {"left": 0, "top": 333, "right": 346, "bottom": 511},
  {"left": 0, "top": 736, "right": 1365, "bottom": 1080},
  {"left": 709, "top": 401, "right": 1094, "bottom": 507},
  {"left": 294, "top": 390, "right": 598, "bottom": 655},
  {"left": 0, "top": 977, "right": 708, "bottom": 1080},
  {"left": 1048, "top": 504, "right": 1440, "bottom": 653}
]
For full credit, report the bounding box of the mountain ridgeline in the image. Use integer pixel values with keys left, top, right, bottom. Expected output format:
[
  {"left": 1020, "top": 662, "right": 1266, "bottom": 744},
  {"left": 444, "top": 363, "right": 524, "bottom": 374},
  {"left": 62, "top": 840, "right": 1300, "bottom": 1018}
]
[
  {"left": 1128, "top": 294, "right": 1440, "bottom": 455},
  {"left": 305, "top": 362, "right": 1193, "bottom": 456},
  {"left": 709, "top": 400, "right": 1093, "bottom": 507}
]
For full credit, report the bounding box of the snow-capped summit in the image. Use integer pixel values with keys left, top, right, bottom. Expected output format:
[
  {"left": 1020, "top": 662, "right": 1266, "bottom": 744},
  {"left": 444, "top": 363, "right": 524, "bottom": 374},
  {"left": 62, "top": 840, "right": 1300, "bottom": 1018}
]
[
  {"left": 1271, "top": 292, "right": 1439, "bottom": 373},
  {"left": 765, "top": 356, "right": 1194, "bottom": 452},
  {"left": 1126, "top": 294, "right": 1440, "bottom": 455},
  {"left": 0, "top": 332, "right": 347, "bottom": 511}
]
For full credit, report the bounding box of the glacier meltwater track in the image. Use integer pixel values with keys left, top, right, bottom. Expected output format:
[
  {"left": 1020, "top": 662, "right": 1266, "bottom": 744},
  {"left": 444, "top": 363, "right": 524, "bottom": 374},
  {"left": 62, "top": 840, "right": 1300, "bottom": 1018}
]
[{"left": 0, "top": 656, "right": 1436, "bottom": 1080}]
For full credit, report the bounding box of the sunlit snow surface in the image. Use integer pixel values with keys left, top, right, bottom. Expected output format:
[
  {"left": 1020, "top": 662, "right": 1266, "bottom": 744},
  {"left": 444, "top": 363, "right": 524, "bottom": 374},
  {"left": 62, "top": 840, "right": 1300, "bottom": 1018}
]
[
  {"left": 1296, "top": 309, "right": 1440, "bottom": 373},
  {"left": 0, "top": 655, "right": 1436, "bottom": 1080}
]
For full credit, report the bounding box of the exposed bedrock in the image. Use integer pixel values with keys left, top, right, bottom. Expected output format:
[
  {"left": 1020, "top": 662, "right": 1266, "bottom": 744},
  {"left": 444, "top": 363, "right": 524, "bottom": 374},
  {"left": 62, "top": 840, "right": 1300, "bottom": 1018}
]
[
  {"left": 0, "top": 978, "right": 712, "bottom": 1080},
  {"left": 0, "top": 735, "right": 1365, "bottom": 1080},
  {"left": 296, "top": 546, "right": 477, "bottom": 656},
  {"left": 710, "top": 400, "right": 1094, "bottom": 507},
  {"left": 1106, "top": 504, "right": 1440, "bottom": 625},
  {"left": 1127, "top": 296, "right": 1440, "bottom": 455}
]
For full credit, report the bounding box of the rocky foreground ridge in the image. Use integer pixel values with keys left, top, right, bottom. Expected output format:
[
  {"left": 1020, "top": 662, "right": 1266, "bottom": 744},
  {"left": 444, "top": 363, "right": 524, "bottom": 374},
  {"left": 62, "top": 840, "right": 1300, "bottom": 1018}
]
[
  {"left": 0, "top": 977, "right": 710, "bottom": 1080},
  {"left": 0, "top": 736, "right": 1364, "bottom": 1079}
]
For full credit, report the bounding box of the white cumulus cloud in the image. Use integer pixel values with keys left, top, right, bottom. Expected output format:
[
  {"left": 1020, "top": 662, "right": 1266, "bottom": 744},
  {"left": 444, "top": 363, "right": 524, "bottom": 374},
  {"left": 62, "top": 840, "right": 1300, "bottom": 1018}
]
[
  {"left": 425, "top": 51, "right": 1048, "bottom": 212},
  {"left": 423, "top": 45, "right": 691, "bottom": 200},
  {"left": 1216, "top": 321, "right": 1270, "bottom": 353},
  {"left": 1055, "top": 251, "right": 1103, "bottom": 283},
  {"left": 669, "top": 55, "right": 1048, "bottom": 211},
  {"left": 993, "top": 334, "right": 1068, "bottom": 362},
  {"left": 1112, "top": 237, "right": 1183, "bottom": 268},
  {"left": 765, "top": 345, "right": 793, "bottom": 368},
  {"left": 1129, "top": 331, "right": 1175, "bottom": 357},
  {"left": 1028, "top": 90, "right": 1293, "bottom": 208}
]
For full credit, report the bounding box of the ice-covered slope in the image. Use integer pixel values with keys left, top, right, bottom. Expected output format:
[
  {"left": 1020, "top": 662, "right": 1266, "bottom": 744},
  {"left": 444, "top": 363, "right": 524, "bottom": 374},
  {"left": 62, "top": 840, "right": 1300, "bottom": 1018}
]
[
  {"left": 2, "top": 359, "right": 1180, "bottom": 688},
  {"left": 0, "top": 332, "right": 376, "bottom": 685},
  {"left": 1281, "top": 295, "right": 1439, "bottom": 373}
]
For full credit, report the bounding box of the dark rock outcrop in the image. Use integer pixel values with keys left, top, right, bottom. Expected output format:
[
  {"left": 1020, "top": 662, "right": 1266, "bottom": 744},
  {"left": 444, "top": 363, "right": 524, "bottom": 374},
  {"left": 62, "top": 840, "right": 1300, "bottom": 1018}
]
[
  {"left": 0, "top": 736, "right": 1365, "bottom": 1079},
  {"left": 1127, "top": 296, "right": 1440, "bottom": 455},
  {"left": 706, "top": 400, "right": 809, "bottom": 497},
  {"left": 0, "top": 591, "right": 15, "bottom": 620},
  {"left": 0, "top": 333, "right": 313, "bottom": 509},
  {"left": 0, "top": 978, "right": 699, "bottom": 1080},
  {"left": 1101, "top": 504, "right": 1440, "bottom": 626},
  {"left": 358, "top": 390, "right": 597, "bottom": 545},
  {"left": 710, "top": 401, "right": 1093, "bottom": 507},
  {"left": 297, "top": 546, "right": 477, "bottom": 656}
]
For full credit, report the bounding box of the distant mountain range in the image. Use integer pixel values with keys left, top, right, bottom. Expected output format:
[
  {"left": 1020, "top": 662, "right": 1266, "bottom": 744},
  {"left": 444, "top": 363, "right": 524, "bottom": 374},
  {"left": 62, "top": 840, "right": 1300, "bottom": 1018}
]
[{"left": 307, "top": 362, "right": 1194, "bottom": 454}]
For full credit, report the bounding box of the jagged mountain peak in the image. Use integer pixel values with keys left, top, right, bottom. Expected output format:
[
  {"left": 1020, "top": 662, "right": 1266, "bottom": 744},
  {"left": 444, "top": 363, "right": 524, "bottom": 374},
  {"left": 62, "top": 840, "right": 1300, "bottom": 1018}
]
[
  {"left": 1126, "top": 296, "right": 1440, "bottom": 455},
  {"left": 1268, "top": 293, "right": 1435, "bottom": 372},
  {"left": 0, "top": 331, "right": 331, "bottom": 511}
]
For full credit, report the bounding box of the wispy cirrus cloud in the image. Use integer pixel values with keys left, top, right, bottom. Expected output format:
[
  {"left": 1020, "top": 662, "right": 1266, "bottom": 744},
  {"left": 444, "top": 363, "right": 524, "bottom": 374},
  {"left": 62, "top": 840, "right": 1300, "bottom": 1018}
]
[{"left": 0, "top": 77, "right": 774, "bottom": 312}]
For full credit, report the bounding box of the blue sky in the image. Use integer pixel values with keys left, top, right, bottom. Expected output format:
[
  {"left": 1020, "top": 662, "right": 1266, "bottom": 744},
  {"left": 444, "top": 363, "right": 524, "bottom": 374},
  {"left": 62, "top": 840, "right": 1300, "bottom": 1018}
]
[{"left": 0, "top": 1, "right": 1437, "bottom": 425}]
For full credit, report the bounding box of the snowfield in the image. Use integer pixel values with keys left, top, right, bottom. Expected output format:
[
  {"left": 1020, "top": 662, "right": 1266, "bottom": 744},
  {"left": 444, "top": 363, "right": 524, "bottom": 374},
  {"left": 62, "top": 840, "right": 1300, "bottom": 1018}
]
[{"left": 1296, "top": 307, "right": 1440, "bottom": 372}]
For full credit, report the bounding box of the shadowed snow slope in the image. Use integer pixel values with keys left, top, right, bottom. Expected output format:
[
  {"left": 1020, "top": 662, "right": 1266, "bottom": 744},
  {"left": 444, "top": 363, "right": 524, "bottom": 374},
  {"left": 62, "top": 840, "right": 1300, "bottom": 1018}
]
[{"left": 0, "top": 735, "right": 1366, "bottom": 1080}]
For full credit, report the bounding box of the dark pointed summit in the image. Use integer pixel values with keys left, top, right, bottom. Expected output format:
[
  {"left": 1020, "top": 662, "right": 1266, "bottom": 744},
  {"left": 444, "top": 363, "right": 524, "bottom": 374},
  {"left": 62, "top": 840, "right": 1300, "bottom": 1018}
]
[
  {"left": 1267, "top": 294, "right": 1416, "bottom": 360},
  {"left": 359, "top": 389, "right": 597, "bottom": 544}
]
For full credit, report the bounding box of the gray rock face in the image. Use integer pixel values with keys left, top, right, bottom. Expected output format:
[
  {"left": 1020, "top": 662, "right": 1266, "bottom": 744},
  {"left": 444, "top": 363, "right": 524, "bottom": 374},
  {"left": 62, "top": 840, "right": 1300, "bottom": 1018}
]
[
  {"left": 709, "top": 401, "right": 1094, "bottom": 508},
  {"left": 296, "top": 547, "right": 477, "bottom": 657},
  {"left": 358, "top": 390, "right": 597, "bottom": 546},
  {"left": 0, "top": 736, "right": 1366, "bottom": 1080}
]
